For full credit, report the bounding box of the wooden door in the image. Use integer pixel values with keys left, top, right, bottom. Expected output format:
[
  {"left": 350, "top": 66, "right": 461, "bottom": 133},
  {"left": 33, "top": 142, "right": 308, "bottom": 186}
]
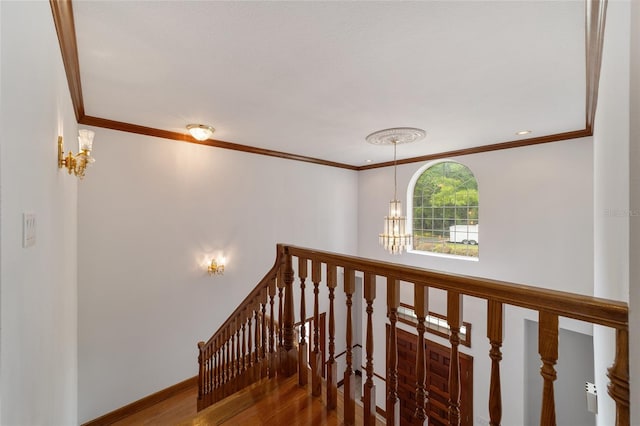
[{"left": 388, "top": 326, "right": 473, "bottom": 426}]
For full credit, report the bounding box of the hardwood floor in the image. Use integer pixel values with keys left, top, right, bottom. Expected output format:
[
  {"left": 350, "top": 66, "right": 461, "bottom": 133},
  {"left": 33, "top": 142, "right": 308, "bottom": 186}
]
[
  {"left": 181, "top": 376, "right": 385, "bottom": 426},
  {"left": 110, "top": 385, "right": 198, "bottom": 426},
  {"left": 109, "top": 375, "right": 384, "bottom": 425}
]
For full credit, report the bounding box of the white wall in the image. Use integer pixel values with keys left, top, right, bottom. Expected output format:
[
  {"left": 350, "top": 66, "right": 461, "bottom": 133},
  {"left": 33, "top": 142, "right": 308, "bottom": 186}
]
[
  {"left": 77, "top": 129, "right": 358, "bottom": 422},
  {"left": 358, "top": 137, "right": 594, "bottom": 425},
  {"left": 524, "top": 322, "right": 595, "bottom": 426},
  {"left": 0, "top": 1, "right": 79, "bottom": 424},
  {"left": 629, "top": 0, "right": 640, "bottom": 421},
  {"left": 592, "top": 1, "right": 631, "bottom": 424}
]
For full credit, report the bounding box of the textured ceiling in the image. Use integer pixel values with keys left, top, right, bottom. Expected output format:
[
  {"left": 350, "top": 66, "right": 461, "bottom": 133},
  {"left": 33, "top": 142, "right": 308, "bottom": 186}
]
[{"left": 73, "top": 0, "right": 586, "bottom": 166}]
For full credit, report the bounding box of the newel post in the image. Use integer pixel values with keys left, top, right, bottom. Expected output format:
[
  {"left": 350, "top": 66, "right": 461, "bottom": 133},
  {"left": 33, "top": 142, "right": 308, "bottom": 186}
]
[
  {"left": 280, "top": 250, "right": 298, "bottom": 377},
  {"left": 197, "top": 341, "right": 205, "bottom": 410}
]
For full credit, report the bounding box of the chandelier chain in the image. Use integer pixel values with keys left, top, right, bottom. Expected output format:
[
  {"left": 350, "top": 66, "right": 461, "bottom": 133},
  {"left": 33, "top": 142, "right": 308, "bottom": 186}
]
[{"left": 393, "top": 141, "right": 398, "bottom": 201}]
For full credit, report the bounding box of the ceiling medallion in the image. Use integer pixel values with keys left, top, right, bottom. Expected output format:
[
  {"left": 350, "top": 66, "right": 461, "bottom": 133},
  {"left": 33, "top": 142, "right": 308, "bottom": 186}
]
[{"left": 365, "top": 127, "right": 426, "bottom": 146}]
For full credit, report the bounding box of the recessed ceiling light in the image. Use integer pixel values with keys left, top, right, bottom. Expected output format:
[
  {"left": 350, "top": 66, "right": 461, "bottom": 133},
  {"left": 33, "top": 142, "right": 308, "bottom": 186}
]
[
  {"left": 516, "top": 130, "right": 532, "bottom": 136},
  {"left": 187, "top": 124, "right": 215, "bottom": 141},
  {"left": 365, "top": 159, "right": 372, "bottom": 163}
]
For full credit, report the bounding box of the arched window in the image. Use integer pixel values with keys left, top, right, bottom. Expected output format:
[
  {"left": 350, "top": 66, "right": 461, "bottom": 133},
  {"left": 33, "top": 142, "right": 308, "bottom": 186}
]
[{"left": 410, "top": 161, "right": 479, "bottom": 258}]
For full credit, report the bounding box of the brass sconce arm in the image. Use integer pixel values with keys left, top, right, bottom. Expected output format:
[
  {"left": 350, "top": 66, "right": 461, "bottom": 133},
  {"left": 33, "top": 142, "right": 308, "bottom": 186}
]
[{"left": 58, "top": 135, "right": 95, "bottom": 179}]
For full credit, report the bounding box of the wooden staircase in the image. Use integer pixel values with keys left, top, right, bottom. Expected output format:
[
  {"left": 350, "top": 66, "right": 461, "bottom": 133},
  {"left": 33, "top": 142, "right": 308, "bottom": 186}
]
[
  {"left": 196, "top": 244, "right": 630, "bottom": 426},
  {"left": 181, "top": 375, "right": 384, "bottom": 426}
]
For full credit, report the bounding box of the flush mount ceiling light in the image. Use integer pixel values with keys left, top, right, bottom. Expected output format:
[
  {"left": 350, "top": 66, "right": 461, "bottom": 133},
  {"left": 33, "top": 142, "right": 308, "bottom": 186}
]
[
  {"left": 366, "top": 127, "right": 426, "bottom": 255},
  {"left": 187, "top": 124, "right": 215, "bottom": 141},
  {"left": 516, "top": 130, "right": 532, "bottom": 136}
]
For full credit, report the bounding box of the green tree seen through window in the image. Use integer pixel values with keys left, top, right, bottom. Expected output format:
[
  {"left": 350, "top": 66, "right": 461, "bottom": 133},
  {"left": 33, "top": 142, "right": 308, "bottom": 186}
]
[{"left": 412, "top": 162, "right": 479, "bottom": 257}]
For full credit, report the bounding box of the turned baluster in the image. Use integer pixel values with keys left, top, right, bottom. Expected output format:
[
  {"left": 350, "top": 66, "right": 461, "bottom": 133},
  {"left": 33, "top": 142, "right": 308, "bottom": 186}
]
[
  {"left": 251, "top": 301, "right": 261, "bottom": 382},
  {"left": 363, "top": 272, "right": 377, "bottom": 426},
  {"left": 280, "top": 251, "right": 297, "bottom": 376},
  {"left": 538, "top": 311, "right": 558, "bottom": 426},
  {"left": 246, "top": 309, "right": 253, "bottom": 387},
  {"left": 448, "top": 291, "right": 463, "bottom": 426},
  {"left": 326, "top": 263, "right": 338, "bottom": 410},
  {"left": 222, "top": 333, "right": 228, "bottom": 398},
  {"left": 212, "top": 343, "right": 217, "bottom": 401},
  {"left": 298, "top": 257, "right": 309, "bottom": 386},
  {"left": 214, "top": 336, "right": 221, "bottom": 402},
  {"left": 241, "top": 312, "right": 247, "bottom": 389},
  {"left": 268, "top": 277, "right": 277, "bottom": 378},
  {"left": 235, "top": 319, "right": 242, "bottom": 393},
  {"left": 343, "top": 267, "right": 356, "bottom": 425},
  {"left": 414, "top": 284, "right": 429, "bottom": 425},
  {"left": 278, "top": 267, "right": 284, "bottom": 349},
  {"left": 386, "top": 278, "right": 400, "bottom": 426},
  {"left": 219, "top": 335, "right": 225, "bottom": 399},
  {"left": 210, "top": 340, "right": 215, "bottom": 402},
  {"left": 311, "top": 259, "right": 323, "bottom": 396},
  {"left": 261, "top": 288, "right": 268, "bottom": 378},
  {"left": 213, "top": 342, "right": 218, "bottom": 402},
  {"left": 223, "top": 328, "right": 234, "bottom": 397},
  {"left": 487, "top": 300, "right": 504, "bottom": 426},
  {"left": 217, "top": 338, "right": 222, "bottom": 400},
  {"left": 231, "top": 321, "right": 237, "bottom": 393},
  {"left": 608, "top": 328, "right": 630, "bottom": 426}
]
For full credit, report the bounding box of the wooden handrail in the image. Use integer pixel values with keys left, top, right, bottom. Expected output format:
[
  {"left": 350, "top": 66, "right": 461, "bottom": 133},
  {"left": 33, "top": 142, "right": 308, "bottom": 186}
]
[
  {"left": 284, "top": 245, "right": 628, "bottom": 330},
  {"left": 197, "top": 244, "right": 629, "bottom": 425},
  {"left": 196, "top": 245, "right": 285, "bottom": 410}
]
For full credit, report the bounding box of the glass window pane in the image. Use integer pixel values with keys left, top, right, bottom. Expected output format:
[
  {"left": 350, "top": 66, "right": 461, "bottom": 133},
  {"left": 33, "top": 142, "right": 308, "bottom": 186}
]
[{"left": 412, "top": 161, "right": 479, "bottom": 258}]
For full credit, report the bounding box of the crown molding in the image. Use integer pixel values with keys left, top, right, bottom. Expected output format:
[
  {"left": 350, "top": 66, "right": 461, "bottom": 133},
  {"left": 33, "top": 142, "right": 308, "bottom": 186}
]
[
  {"left": 357, "top": 128, "right": 592, "bottom": 171},
  {"left": 80, "top": 116, "right": 359, "bottom": 170},
  {"left": 51, "top": 0, "right": 606, "bottom": 171},
  {"left": 50, "top": 0, "right": 84, "bottom": 121}
]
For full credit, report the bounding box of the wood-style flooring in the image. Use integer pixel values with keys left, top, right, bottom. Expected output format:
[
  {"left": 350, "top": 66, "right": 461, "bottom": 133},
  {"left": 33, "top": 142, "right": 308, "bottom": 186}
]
[
  {"left": 110, "top": 385, "right": 198, "bottom": 426},
  {"left": 110, "top": 376, "right": 384, "bottom": 425}
]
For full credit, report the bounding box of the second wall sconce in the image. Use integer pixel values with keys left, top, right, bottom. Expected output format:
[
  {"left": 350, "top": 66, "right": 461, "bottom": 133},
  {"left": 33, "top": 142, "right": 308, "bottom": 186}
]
[
  {"left": 207, "top": 256, "right": 226, "bottom": 276},
  {"left": 58, "top": 129, "right": 95, "bottom": 179}
]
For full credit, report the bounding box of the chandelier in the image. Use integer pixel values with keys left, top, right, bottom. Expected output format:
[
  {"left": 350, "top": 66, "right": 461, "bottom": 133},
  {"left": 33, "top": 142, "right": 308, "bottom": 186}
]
[{"left": 366, "top": 127, "right": 426, "bottom": 254}]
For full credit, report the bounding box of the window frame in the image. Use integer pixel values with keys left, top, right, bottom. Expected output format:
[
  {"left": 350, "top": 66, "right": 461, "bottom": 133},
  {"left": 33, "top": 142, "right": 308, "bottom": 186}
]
[{"left": 406, "top": 160, "right": 479, "bottom": 261}]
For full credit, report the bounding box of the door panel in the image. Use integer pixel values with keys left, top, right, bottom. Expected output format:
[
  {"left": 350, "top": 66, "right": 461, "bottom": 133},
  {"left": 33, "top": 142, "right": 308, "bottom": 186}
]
[{"left": 388, "top": 326, "right": 473, "bottom": 426}]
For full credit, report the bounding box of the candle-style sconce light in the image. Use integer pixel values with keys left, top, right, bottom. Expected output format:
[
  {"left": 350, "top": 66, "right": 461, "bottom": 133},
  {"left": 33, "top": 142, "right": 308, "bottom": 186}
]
[{"left": 58, "top": 129, "right": 95, "bottom": 179}]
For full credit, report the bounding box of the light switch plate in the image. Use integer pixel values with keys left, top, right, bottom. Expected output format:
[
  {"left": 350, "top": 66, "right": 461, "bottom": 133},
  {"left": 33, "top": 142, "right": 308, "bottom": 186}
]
[{"left": 23, "top": 212, "right": 36, "bottom": 248}]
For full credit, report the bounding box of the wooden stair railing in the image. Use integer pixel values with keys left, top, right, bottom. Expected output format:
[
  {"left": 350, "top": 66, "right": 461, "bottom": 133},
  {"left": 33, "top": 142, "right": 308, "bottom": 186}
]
[
  {"left": 198, "top": 244, "right": 630, "bottom": 426},
  {"left": 197, "top": 245, "right": 286, "bottom": 410}
]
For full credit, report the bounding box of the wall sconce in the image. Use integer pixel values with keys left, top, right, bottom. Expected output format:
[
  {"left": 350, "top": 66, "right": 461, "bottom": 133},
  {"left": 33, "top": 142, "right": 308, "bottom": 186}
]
[
  {"left": 58, "top": 129, "right": 95, "bottom": 179},
  {"left": 207, "top": 256, "right": 225, "bottom": 276}
]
